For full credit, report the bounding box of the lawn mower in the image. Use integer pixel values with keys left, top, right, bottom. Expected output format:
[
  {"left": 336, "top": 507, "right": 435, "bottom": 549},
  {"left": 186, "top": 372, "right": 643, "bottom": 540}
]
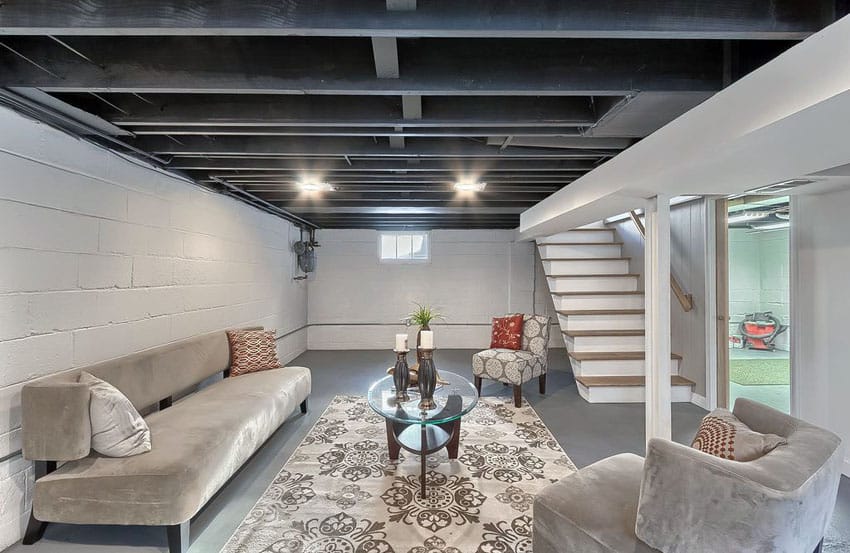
[{"left": 739, "top": 311, "right": 788, "bottom": 351}]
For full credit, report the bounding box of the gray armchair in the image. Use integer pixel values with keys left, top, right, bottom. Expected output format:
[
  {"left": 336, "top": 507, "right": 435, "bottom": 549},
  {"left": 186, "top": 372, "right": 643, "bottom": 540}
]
[{"left": 534, "top": 398, "right": 844, "bottom": 553}]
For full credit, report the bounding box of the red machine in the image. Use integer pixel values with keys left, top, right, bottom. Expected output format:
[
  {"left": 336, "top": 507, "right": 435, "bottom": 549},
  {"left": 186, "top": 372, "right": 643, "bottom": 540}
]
[{"left": 739, "top": 312, "right": 788, "bottom": 351}]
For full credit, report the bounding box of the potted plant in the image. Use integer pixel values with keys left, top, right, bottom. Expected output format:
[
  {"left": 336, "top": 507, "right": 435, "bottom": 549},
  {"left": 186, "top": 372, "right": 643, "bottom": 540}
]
[{"left": 405, "top": 302, "right": 445, "bottom": 363}]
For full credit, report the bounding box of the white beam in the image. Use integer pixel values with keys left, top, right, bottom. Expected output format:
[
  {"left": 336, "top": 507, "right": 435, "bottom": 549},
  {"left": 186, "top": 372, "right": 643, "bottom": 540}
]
[{"left": 645, "top": 193, "right": 672, "bottom": 443}]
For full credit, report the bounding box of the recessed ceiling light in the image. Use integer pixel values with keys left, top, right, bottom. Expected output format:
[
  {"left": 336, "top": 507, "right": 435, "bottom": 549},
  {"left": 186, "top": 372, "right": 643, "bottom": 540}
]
[
  {"left": 453, "top": 181, "right": 486, "bottom": 192},
  {"left": 299, "top": 181, "right": 335, "bottom": 192}
]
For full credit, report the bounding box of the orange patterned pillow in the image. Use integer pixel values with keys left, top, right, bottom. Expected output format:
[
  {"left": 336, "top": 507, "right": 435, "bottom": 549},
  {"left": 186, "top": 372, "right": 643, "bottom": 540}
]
[
  {"left": 490, "top": 314, "right": 524, "bottom": 350},
  {"left": 226, "top": 329, "right": 282, "bottom": 377}
]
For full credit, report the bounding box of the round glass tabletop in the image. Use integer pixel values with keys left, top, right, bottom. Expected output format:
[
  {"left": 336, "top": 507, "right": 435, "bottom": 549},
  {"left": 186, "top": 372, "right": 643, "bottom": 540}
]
[{"left": 367, "top": 370, "right": 479, "bottom": 425}]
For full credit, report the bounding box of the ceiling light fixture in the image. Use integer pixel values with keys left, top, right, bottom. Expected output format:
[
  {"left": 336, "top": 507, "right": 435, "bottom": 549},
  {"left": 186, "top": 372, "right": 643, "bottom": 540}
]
[
  {"left": 453, "top": 181, "right": 486, "bottom": 192},
  {"left": 299, "top": 181, "right": 335, "bottom": 192}
]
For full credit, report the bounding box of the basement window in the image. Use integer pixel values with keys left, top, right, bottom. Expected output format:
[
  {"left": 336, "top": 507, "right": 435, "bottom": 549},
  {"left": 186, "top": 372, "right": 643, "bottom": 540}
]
[{"left": 379, "top": 231, "right": 430, "bottom": 263}]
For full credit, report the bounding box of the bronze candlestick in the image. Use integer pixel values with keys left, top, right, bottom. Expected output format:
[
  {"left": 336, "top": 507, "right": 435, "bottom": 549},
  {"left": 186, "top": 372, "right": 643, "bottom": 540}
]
[{"left": 417, "top": 348, "right": 437, "bottom": 410}]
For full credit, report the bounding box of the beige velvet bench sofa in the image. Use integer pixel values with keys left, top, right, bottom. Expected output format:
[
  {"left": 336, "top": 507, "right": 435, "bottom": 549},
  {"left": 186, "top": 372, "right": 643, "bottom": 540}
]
[{"left": 20, "top": 328, "right": 311, "bottom": 553}]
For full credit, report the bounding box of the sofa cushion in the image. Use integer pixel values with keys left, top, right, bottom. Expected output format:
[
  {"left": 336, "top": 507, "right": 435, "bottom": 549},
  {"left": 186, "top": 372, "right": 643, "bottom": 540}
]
[
  {"left": 534, "top": 453, "right": 658, "bottom": 553},
  {"left": 692, "top": 408, "right": 786, "bottom": 461},
  {"left": 33, "top": 366, "right": 311, "bottom": 526},
  {"left": 81, "top": 372, "right": 151, "bottom": 458},
  {"left": 490, "top": 314, "right": 524, "bottom": 350},
  {"left": 226, "top": 329, "right": 282, "bottom": 377}
]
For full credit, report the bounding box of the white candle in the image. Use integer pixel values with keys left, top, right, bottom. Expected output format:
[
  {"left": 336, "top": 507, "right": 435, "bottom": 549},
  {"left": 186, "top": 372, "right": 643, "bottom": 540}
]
[
  {"left": 420, "top": 330, "right": 434, "bottom": 349},
  {"left": 395, "top": 333, "right": 408, "bottom": 351}
]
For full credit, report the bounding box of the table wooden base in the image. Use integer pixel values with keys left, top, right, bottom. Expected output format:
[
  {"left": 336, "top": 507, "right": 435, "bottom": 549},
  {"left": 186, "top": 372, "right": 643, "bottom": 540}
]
[{"left": 385, "top": 418, "right": 461, "bottom": 498}]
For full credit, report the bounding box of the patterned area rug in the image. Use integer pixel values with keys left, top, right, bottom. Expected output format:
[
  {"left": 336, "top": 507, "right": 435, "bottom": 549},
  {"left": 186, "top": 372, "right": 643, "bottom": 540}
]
[{"left": 222, "top": 394, "right": 576, "bottom": 553}]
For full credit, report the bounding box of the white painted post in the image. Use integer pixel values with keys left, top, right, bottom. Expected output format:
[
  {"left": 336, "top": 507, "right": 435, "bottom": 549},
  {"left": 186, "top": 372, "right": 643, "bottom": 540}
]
[{"left": 645, "top": 194, "right": 672, "bottom": 443}]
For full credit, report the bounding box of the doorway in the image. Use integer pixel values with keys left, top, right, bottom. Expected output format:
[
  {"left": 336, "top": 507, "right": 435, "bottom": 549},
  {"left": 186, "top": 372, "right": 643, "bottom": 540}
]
[{"left": 721, "top": 196, "right": 791, "bottom": 413}]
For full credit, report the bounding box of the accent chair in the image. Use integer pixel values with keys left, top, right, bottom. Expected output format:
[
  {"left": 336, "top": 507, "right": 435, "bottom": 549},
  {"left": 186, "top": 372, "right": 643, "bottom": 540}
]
[
  {"left": 533, "top": 398, "right": 844, "bottom": 553},
  {"left": 472, "top": 313, "right": 550, "bottom": 407}
]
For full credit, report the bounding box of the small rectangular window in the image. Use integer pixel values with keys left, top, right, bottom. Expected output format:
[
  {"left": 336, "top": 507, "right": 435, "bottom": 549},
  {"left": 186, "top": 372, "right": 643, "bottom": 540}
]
[{"left": 379, "top": 231, "right": 430, "bottom": 263}]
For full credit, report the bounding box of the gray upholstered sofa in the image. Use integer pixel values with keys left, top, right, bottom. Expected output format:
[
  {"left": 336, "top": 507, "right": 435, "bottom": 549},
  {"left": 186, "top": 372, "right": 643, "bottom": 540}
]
[
  {"left": 20, "top": 328, "right": 311, "bottom": 553},
  {"left": 534, "top": 398, "right": 844, "bottom": 553}
]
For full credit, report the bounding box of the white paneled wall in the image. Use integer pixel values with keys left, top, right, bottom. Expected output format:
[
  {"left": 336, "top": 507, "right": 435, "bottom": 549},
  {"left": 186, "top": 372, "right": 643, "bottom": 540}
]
[
  {"left": 0, "top": 107, "right": 307, "bottom": 549},
  {"left": 307, "top": 229, "right": 560, "bottom": 350}
]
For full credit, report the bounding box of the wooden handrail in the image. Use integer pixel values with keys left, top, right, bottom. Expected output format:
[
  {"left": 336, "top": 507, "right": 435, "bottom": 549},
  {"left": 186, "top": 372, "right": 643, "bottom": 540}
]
[{"left": 629, "top": 210, "right": 694, "bottom": 312}]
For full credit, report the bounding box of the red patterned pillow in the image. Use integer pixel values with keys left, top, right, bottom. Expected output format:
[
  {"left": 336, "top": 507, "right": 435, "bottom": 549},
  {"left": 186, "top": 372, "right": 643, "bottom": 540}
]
[
  {"left": 490, "top": 314, "right": 524, "bottom": 350},
  {"left": 226, "top": 329, "right": 282, "bottom": 377},
  {"left": 691, "top": 408, "right": 786, "bottom": 461}
]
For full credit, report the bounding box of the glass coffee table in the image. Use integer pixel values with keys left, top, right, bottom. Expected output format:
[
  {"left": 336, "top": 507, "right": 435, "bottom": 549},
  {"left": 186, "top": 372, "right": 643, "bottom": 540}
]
[{"left": 367, "top": 370, "right": 478, "bottom": 498}]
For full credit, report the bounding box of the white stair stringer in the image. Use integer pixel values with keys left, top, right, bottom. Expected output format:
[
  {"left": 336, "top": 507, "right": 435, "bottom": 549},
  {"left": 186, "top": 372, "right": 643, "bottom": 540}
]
[{"left": 537, "top": 227, "right": 695, "bottom": 403}]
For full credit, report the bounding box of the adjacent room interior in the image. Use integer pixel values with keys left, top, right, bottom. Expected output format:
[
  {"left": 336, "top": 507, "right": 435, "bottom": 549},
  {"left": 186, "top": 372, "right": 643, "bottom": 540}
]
[{"left": 1, "top": 3, "right": 849, "bottom": 553}]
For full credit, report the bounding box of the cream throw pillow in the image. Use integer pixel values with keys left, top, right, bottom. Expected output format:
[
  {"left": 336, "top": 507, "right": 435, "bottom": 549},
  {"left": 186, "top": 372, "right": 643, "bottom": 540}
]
[{"left": 80, "top": 372, "right": 151, "bottom": 457}]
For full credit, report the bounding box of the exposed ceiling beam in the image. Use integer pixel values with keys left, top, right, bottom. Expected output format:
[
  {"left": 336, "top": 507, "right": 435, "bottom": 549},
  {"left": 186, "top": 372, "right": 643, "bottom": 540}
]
[
  {"left": 0, "top": 37, "right": 724, "bottom": 94},
  {"left": 126, "top": 126, "right": 586, "bottom": 137},
  {"left": 0, "top": 0, "right": 828, "bottom": 39},
  {"left": 137, "top": 136, "right": 629, "bottom": 157},
  {"left": 88, "top": 95, "right": 599, "bottom": 128},
  {"left": 166, "top": 158, "right": 599, "bottom": 171},
  {"left": 371, "top": 37, "right": 399, "bottom": 78}
]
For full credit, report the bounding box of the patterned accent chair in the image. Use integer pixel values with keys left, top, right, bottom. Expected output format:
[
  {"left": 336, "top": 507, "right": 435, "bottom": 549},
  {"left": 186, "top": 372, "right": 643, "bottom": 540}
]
[{"left": 472, "top": 314, "right": 550, "bottom": 407}]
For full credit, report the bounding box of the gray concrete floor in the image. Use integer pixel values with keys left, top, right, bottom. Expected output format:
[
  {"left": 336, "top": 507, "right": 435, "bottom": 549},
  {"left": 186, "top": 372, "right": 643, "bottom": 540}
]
[{"left": 9, "top": 349, "right": 849, "bottom": 552}]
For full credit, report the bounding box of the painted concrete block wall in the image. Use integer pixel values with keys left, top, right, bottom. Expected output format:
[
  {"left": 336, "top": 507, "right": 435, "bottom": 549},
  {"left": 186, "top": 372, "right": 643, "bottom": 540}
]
[
  {"left": 307, "top": 229, "right": 561, "bottom": 350},
  {"left": 0, "top": 107, "right": 307, "bottom": 549},
  {"left": 793, "top": 189, "right": 850, "bottom": 476},
  {"left": 610, "top": 199, "right": 709, "bottom": 396},
  {"left": 729, "top": 228, "right": 790, "bottom": 350}
]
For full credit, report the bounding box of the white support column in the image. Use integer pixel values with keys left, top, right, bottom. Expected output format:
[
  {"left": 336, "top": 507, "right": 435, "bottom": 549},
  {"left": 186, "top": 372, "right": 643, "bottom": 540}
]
[{"left": 645, "top": 194, "right": 672, "bottom": 443}]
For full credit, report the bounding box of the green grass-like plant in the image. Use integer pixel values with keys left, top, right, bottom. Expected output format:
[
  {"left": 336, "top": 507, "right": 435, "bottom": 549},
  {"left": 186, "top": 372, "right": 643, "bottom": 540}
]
[{"left": 405, "top": 302, "right": 446, "bottom": 327}]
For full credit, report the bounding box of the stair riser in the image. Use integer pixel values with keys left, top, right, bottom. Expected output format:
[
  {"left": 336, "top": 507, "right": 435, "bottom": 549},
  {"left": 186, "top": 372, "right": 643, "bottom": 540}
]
[
  {"left": 571, "top": 358, "right": 680, "bottom": 376},
  {"left": 538, "top": 244, "right": 622, "bottom": 259},
  {"left": 543, "top": 259, "right": 630, "bottom": 275},
  {"left": 555, "top": 294, "right": 644, "bottom": 310},
  {"left": 565, "top": 334, "right": 646, "bottom": 353},
  {"left": 576, "top": 382, "right": 693, "bottom": 403},
  {"left": 558, "top": 313, "right": 644, "bottom": 330},
  {"left": 547, "top": 276, "right": 638, "bottom": 293},
  {"left": 539, "top": 231, "right": 616, "bottom": 244}
]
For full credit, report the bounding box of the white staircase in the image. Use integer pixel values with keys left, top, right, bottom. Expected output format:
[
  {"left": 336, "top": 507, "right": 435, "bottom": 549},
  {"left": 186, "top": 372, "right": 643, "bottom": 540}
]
[{"left": 538, "top": 227, "right": 695, "bottom": 403}]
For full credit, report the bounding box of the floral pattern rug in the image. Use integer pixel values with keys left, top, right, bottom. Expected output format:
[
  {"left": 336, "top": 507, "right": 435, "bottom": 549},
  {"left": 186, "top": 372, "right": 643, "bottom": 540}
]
[{"left": 221, "top": 395, "right": 576, "bottom": 553}]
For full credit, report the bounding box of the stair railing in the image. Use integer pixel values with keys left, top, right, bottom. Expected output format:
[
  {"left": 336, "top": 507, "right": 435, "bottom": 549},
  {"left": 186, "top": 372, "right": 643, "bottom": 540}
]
[{"left": 628, "top": 210, "right": 694, "bottom": 312}]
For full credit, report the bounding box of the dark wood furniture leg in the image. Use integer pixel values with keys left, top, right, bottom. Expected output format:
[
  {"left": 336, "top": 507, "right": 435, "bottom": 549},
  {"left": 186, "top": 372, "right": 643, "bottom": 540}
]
[
  {"left": 445, "top": 418, "right": 461, "bottom": 459},
  {"left": 420, "top": 424, "right": 427, "bottom": 499},
  {"left": 513, "top": 385, "right": 522, "bottom": 407},
  {"left": 300, "top": 398, "right": 308, "bottom": 414},
  {"left": 22, "top": 460, "right": 56, "bottom": 546},
  {"left": 813, "top": 538, "right": 824, "bottom": 553},
  {"left": 385, "top": 419, "right": 401, "bottom": 460},
  {"left": 473, "top": 376, "right": 482, "bottom": 394},
  {"left": 166, "top": 521, "right": 189, "bottom": 553},
  {"left": 539, "top": 373, "right": 546, "bottom": 394}
]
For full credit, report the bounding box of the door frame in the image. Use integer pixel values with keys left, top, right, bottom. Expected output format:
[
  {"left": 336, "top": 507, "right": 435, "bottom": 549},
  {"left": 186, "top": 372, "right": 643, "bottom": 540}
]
[{"left": 712, "top": 198, "right": 730, "bottom": 409}]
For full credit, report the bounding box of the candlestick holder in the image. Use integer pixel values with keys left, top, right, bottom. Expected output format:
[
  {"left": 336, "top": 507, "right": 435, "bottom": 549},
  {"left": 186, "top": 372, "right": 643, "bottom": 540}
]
[
  {"left": 417, "top": 348, "right": 437, "bottom": 410},
  {"left": 392, "top": 349, "right": 411, "bottom": 401}
]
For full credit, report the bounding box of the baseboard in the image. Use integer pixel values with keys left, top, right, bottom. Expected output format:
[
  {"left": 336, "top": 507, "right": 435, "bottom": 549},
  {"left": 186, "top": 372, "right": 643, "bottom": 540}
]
[{"left": 690, "top": 393, "right": 708, "bottom": 410}]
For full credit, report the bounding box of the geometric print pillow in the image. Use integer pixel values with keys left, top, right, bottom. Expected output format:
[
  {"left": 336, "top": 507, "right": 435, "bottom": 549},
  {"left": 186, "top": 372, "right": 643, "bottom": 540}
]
[
  {"left": 490, "top": 314, "right": 524, "bottom": 350},
  {"left": 691, "top": 408, "right": 786, "bottom": 462},
  {"left": 226, "top": 329, "right": 282, "bottom": 377}
]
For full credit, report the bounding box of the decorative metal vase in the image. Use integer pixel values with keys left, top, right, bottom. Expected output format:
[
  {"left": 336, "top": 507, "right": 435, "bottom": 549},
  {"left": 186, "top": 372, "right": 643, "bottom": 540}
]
[
  {"left": 393, "top": 350, "right": 410, "bottom": 401},
  {"left": 417, "top": 348, "right": 437, "bottom": 410}
]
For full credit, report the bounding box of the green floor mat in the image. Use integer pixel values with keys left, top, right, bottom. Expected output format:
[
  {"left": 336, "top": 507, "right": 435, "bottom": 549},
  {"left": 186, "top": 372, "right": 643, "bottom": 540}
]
[{"left": 729, "top": 357, "right": 790, "bottom": 386}]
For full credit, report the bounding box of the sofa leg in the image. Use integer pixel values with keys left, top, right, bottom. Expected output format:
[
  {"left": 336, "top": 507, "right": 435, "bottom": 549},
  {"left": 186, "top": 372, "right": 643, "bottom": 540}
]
[
  {"left": 539, "top": 373, "right": 546, "bottom": 394},
  {"left": 813, "top": 537, "right": 824, "bottom": 553},
  {"left": 21, "top": 512, "right": 47, "bottom": 545},
  {"left": 513, "top": 385, "right": 522, "bottom": 407},
  {"left": 473, "top": 376, "right": 482, "bottom": 394},
  {"left": 300, "top": 398, "right": 308, "bottom": 414},
  {"left": 166, "top": 521, "right": 189, "bottom": 553}
]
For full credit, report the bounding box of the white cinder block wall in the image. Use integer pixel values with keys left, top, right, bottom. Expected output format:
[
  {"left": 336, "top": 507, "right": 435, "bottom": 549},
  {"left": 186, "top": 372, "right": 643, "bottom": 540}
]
[
  {"left": 307, "top": 229, "right": 561, "bottom": 350},
  {"left": 0, "top": 107, "right": 307, "bottom": 549}
]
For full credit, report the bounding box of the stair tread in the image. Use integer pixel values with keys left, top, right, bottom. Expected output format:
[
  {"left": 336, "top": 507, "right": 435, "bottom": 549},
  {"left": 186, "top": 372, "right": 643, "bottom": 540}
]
[
  {"left": 569, "top": 351, "right": 683, "bottom": 361},
  {"left": 541, "top": 257, "right": 629, "bottom": 261},
  {"left": 563, "top": 329, "right": 645, "bottom": 337},
  {"left": 538, "top": 241, "right": 624, "bottom": 246},
  {"left": 557, "top": 309, "right": 644, "bottom": 315},
  {"left": 551, "top": 291, "right": 643, "bottom": 296},
  {"left": 575, "top": 375, "right": 695, "bottom": 387},
  {"left": 548, "top": 273, "right": 639, "bottom": 278}
]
